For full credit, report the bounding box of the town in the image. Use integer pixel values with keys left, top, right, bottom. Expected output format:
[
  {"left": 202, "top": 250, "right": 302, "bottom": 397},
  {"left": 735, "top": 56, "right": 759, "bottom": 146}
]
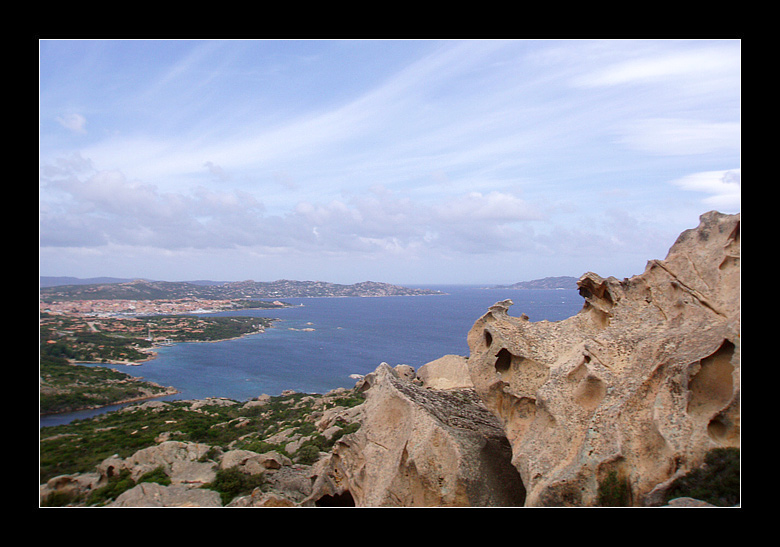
[
  {"left": 39, "top": 297, "right": 288, "bottom": 318},
  {"left": 39, "top": 297, "right": 282, "bottom": 368}
]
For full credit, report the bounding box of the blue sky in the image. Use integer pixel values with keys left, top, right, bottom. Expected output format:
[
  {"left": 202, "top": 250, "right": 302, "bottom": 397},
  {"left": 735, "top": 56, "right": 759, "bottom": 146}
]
[{"left": 39, "top": 39, "right": 740, "bottom": 285}]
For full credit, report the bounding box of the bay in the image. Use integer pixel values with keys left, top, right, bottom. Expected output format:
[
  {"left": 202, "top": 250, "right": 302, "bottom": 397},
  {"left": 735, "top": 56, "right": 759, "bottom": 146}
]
[{"left": 40, "top": 286, "right": 583, "bottom": 427}]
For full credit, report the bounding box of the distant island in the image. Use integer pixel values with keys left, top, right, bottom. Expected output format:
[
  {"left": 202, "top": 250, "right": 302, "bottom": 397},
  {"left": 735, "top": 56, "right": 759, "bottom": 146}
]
[
  {"left": 40, "top": 278, "right": 444, "bottom": 302},
  {"left": 487, "top": 276, "right": 578, "bottom": 290}
]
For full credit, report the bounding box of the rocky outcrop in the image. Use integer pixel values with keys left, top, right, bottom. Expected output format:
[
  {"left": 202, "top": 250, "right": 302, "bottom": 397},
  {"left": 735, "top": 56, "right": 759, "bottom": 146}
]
[
  {"left": 100, "top": 441, "right": 216, "bottom": 485},
  {"left": 308, "top": 363, "right": 525, "bottom": 507},
  {"left": 465, "top": 211, "right": 740, "bottom": 506}
]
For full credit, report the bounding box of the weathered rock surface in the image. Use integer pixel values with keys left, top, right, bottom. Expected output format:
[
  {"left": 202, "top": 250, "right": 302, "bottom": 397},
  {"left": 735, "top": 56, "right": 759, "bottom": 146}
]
[
  {"left": 417, "top": 354, "right": 473, "bottom": 390},
  {"left": 308, "top": 363, "right": 525, "bottom": 507},
  {"left": 109, "top": 482, "right": 223, "bottom": 507},
  {"left": 465, "top": 211, "right": 740, "bottom": 506}
]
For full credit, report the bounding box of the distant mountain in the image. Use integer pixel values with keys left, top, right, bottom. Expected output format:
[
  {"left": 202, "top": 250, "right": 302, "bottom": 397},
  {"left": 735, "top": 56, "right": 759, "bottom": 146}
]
[
  {"left": 39, "top": 276, "right": 225, "bottom": 288},
  {"left": 39, "top": 276, "right": 141, "bottom": 288},
  {"left": 39, "top": 278, "right": 443, "bottom": 301},
  {"left": 490, "top": 276, "right": 579, "bottom": 290}
]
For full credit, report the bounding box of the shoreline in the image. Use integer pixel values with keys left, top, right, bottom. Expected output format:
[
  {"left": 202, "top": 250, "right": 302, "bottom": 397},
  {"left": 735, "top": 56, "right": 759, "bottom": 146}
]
[
  {"left": 39, "top": 386, "right": 181, "bottom": 418},
  {"left": 42, "top": 324, "right": 277, "bottom": 418}
]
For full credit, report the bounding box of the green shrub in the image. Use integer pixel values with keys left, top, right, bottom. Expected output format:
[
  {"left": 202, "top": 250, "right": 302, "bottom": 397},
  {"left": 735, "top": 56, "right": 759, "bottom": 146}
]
[
  {"left": 41, "top": 490, "right": 79, "bottom": 507},
  {"left": 204, "top": 468, "right": 265, "bottom": 505},
  {"left": 86, "top": 469, "right": 136, "bottom": 506},
  {"left": 597, "top": 470, "right": 631, "bottom": 507},
  {"left": 331, "top": 393, "right": 365, "bottom": 408},
  {"left": 138, "top": 466, "right": 171, "bottom": 486},
  {"left": 665, "top": 447, "right": 740, "bottom": 506},
  {"left": 295, "top": 443, "right": 323, "bottom": 466},
  {"left": 240, "top": 440, "right": 288, "bottom": 457}
]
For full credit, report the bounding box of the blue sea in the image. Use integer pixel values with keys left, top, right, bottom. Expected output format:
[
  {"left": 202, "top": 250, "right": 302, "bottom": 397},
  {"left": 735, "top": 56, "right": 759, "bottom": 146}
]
[{"left": 40, "top": 286, "right": 583, "bottom": 427}]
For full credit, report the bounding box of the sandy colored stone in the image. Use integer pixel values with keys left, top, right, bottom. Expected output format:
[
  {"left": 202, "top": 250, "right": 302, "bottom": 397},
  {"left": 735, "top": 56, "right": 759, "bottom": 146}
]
[
  {"left": 309, "top": 363, "right": 525, "bottom": 507},
  {"left": 108, "top": 482, "right": 222, "bottom": 507},
  {"left": 466, "top": 211, "right": 740, "bottom": 506},
  {"left": 417, "top": 354, "right": 473, "bottom": 390}
]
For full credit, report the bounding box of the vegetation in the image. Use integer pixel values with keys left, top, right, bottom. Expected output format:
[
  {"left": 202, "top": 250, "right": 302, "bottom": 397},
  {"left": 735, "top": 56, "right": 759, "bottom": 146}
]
[
  {"left": 204, "top": 468, "right": 265, "bottom": 505},
  {"left": 39, "top": 356, "right": 174, "bottom": 415},
  {"left": 597, "top": 470, "right": 631, "bottom": 507},
  {"left": 41, "top": 466, "right": 173, "bottom": 507},
  {"left": 39, "top": 388, "right": 365, "bottom": 505},
  {"left": 664, "top": 447, "right": 740, "bottom": 506}
]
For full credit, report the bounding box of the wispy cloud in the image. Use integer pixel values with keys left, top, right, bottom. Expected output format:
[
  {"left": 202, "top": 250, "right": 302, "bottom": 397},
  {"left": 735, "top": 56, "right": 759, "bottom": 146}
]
[
  {"left": 56, "top": 113, "right": 87, "bottom": 134},
  {"left": 39, "top": 39, "right": 741, "bottom": 283},
  {"left": 670, "top": 169, "right": 741, "bottom": 212},
  {"left": 571, "top": 45, "right": 740, "bottom": 88},
  {"left": 616, "top": 118, "right": 740, "bottom": 156}
]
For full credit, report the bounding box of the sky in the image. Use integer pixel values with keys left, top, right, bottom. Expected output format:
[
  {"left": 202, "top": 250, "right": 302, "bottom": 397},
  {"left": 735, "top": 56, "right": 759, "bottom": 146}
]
[{"left": 38, "top": 39, "right": 741, "bottom": 285}]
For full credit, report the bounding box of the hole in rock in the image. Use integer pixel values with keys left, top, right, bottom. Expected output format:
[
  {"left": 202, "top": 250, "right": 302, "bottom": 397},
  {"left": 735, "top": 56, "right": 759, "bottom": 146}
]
[
  {"left": 687, "top": 340, "right": 735, "bottom": 419},
  {"left": 315, "top": 490, "right": 355, "bottom": 507},
  {"left": 495, "top": 348, "right": 512, "bottom": 374}
]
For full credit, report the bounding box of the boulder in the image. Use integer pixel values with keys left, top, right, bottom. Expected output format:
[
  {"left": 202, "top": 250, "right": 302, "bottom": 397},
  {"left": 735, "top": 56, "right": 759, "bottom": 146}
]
[
  {"left": 98, "top": 441, "right": 216, "bottom": 485},
  {"left": 40, "top": 472, "right": 101, "bottom": 504},
  {"left": 108, "top": 482, "right": 222, "bottom": 507},
  {"left": 664, "top": 497, "right": 718, "bottom": 507},
  {"left": 465, "top": 211, "right": 740, "bottom": 506},
  {"left": 227, "top": 491, "right": 297, "bottom": 507},
  {"left": 262, "top": 465, "right": 315, "bottom": 504},
  {"left": 308, "top": 363, "right": 525, "bottom": 507},
  {"left": 417, "top": 354, "right": 473, "bottom": 389}
]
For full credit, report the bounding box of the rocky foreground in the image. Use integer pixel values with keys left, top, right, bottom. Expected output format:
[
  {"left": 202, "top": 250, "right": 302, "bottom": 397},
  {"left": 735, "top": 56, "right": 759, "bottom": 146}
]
[{"left": 40, "top": 211, "right": 740, "bottom": 507}]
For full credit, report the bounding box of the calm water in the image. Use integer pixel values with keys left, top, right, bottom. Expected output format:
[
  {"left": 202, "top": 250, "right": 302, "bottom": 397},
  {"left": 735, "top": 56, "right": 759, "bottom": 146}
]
[{"left": 40, "top": 286, "right": 583, "bottom": 427}]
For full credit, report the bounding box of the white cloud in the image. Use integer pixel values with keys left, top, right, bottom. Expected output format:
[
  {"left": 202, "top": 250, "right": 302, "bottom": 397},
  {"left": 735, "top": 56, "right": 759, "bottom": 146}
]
[
  {"left": 432, "top": 191, "right": 542, "bottom": 223},
  {"left": 203, "top": 161, "right": 230, "bottom": 181},
  {"left": 670, "top": 169, "right": 741, "bottom": 212},
  {"left": 616, "top": 118, "right": 740, "bottom": 156},
  {"left": 56, "top": 113, "right": 87, "bottom": 134},
  {"left": 573, "top": 46, "right": 740, "bottom": 88}
]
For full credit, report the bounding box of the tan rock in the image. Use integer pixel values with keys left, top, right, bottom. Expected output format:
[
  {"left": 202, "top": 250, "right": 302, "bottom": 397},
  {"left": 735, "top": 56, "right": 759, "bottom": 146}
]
[
  {"left": 220, "top": 449, "right": 291, "bottom": 473},
  {"left": 309, "top": 363, "right": 525, "bottom": 507},
  {"left": 466, "top": 211, "right": 740, "bottom": 506},
  {"left": 97, "top": 441, "right": 216, "bottom": 486},
  {"left": 417, "top": 354, "right": 473, "bottom": 389},
  {"left": 108, "top": 482, "right": 222, "bottom": 507},
  {"left": 40, "top": 472, "right": 101, "bottom": 503},
  {"left": 227, "top": 491, "right": 297, "bottom": 507}
]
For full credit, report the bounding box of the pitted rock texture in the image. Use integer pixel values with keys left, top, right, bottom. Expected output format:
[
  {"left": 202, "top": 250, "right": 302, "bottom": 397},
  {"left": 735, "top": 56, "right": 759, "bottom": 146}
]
[{"left": 466, "top": 211, "right": 740, "bottom": 506}]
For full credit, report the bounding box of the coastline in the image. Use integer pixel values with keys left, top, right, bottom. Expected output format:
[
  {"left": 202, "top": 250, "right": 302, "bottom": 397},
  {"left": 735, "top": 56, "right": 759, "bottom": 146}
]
[
  {"left": 41, "top": 323, "right": 276, "bottom": 418},
  {"left": 39, "top": 384, "right": 181, "bottom": 417}
]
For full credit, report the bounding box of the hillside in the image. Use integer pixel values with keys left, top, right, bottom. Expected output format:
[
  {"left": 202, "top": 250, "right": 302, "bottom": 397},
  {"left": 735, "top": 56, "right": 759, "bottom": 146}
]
[
  {"left": 39, "top": 278, "right": 442, "bottom": 302},
  {"left": 490, "top": 276, "right": 578, "bottom": 290}
]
